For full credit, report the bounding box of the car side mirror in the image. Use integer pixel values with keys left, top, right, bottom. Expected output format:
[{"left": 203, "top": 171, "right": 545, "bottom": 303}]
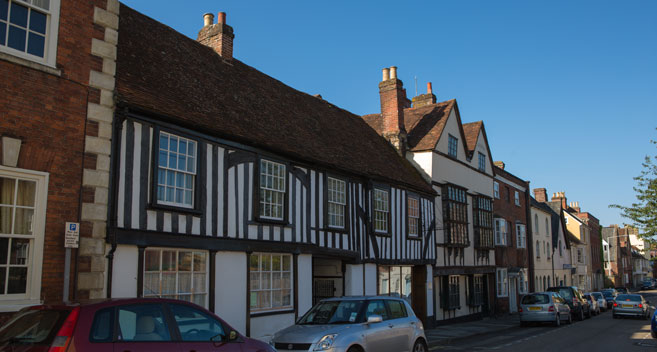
[
  {"left": 229, "top": 330, "right": 238, "bottom": 341},
  {"left": 367, "top": 315, "right": 383, "bottom": 324}
]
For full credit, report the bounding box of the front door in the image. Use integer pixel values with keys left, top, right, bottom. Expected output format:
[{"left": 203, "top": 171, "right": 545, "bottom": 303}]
[
  {"left": 411, "top": 266, "right": 427, "bottom": 324},
  {"left": 509, "top": 277, "right": 518, "bottom": 313}
]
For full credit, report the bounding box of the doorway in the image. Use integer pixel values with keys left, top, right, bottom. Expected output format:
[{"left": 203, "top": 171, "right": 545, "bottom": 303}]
[
  {"left": 509, "top": 277, "right": 518, "bottom": 313},
  {"left": 312, "top": 258, "right": 343, "bottom": 305}
]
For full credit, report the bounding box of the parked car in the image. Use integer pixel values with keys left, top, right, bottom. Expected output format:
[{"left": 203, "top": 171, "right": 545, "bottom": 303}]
[
  {"left": 612, "top": 294, "right": 650, "bottom": 319},
  {"left": 615, "top": 287, "right": 629, "bottom": 294},
  {"left": 0, "top": 298, "right": 275, "bottom": 352},
  {"left": 519, "top": 292, "right": 571, "bottom": 327},
  {"left": 270, "top": 296, "right": 428, "bottom": 352},
  {"left": 642, "top": 278, "right": 655, "bottom": 290},
  {"left": 547, "top": 286, "right": 591, "bottom": 321},
  {"left": 590, "top": 292, "right": 608, "bottom": 311},
  {"left": 651, "top": 310, "right": 657, "bottom": 338},
  {"left": 583, "top": 293, "right": 600, "bottom": 315}
]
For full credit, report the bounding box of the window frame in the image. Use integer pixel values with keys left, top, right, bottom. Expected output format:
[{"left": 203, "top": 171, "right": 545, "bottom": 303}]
[
  {"left": 447, "top": 275, "right": 460, "bottom": 309},
  {"left": 442, "top": 184, "right": 469, "bottom": 246},
  {"left": 249, "top": 253, "right": 293, "bottom": 313},
  {"left": 0, "top": 166, "right": 47, "bottom": 311},
  {"left": 254, "top": 157, "right": 289, "bottom": 224},
  {"left": 0, "top": 0, "right": 61, "bottom": 68},
  {"left": 515, "top": 223, "right": 526, "bottom": 249},
  {"left": 514, "top": 191, "right": 520, "bottom": 206},
  {"left": 496, "top": 268, "right": 508, "bottom": 297},
  {"left": 494, "top": 218, "right": 507, "bottom": 246},
  {"left": 406, "top": 194, "right": 421, "bottom": 239},
  {"left": 325, "top": 175, "right": 348, "bottom": 230},
  {"left": 142, "top": 248, "right": 209, "bottom": 308},
  {"left": 478, "top": 152, "right": 486, "bottom": 172},
  {"left": 473, "top": 195, "right": 493, "bottom": 249},
  {"left": 372, "top": 185, "right": 391, "bottom": 235},
  {"left": 151, "top": 127, "right": 201, "bottom": 213},
  {"left": 447, "top": 134, "right": 458, "bottom": 158},
  {"left": 493, "top": 182, "right": 499, "bottom": 199}
]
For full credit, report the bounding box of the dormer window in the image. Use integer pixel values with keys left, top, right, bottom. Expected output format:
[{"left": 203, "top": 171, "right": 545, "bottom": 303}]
[
  {"left": 448, "top": 134, "right": 458, "bottom": 158},
  {"left": 0, "top": 0, "right": 61, "bottom": 67}
]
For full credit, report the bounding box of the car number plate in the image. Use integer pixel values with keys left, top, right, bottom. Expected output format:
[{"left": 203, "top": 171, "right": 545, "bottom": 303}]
[
  {"left": 622, "top": 304, "right": 633, "bottom": 308},
  {"left": 528, "top": 307, "right": 541, "bottom": 311}
]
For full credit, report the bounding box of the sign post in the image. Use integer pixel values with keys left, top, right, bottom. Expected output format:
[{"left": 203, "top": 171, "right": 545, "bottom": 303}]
[{"left": 64, "top": 222, "right": 79, "bottom": 302}]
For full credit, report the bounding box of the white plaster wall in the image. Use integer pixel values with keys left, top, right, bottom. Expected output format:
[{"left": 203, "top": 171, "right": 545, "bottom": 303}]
[
  {"left": 409, "top": 151, "right": 434, "bottom": 178},
  {"left": 344, "top": 264, "right": 364, "bottom": 296},
  {"left": 215, "top": 251, "right": 246, "bottom": 334},
  {"left": 298, "top": 254, "right": 313, "bottom": 316},
  {"left": 251, "top": 313, "right": 295, "bottom": 342},
  {"left": 530, "top": 207, "right": 553, "bottom": 274},
  {"left": 111, "top": 245, "right": 138, "bottom": 298},
  {"left": 364, "top": 263, "right": 377, "bottom": 295},
  {"left": 435, "top": 110, "right": 467, "bottom": 164},
  {"left": 472, "top": 130, "right": 494, "bottom": 177}
]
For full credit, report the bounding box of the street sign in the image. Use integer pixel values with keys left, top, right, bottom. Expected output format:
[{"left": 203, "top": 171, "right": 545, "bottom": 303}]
[{"left": 65, "top": 222, "right": 79, "bottom": 248}]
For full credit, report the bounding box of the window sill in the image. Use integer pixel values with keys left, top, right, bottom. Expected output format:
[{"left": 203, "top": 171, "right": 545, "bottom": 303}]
[
  {"left": 253, "top": 218, "right": 290, "bottom": 227},
  {"left": 250, "top": 308, "right": 294, "bottom": 318},
  {"left": 148, "top": 203, "right": 203, "bottom": 216},
  {"left": 0, "top": 52, "right": 60, "bottom": 76}
]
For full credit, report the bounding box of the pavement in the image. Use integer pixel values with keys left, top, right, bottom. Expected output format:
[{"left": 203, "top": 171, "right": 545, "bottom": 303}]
[{"left": 425, "top": 314, "right": 520, "bottom": 348}]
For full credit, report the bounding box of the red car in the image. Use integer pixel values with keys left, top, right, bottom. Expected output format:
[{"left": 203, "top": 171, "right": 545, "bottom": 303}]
[{"left": 0, "top": 298, "right": 275, "bottom": 352}]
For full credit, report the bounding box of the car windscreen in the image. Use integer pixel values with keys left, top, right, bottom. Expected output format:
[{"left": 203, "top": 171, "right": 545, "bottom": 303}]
[
  {"left": 548, "top": 288, "right": 573, "bottom": 300},
  {"left": 297, "top": 300, "right": 365, "bottom": 325},
  {"left": 592, "top": 293, "right": 603, "bottom": 299},
  {"left": 521, "top": 294, "right": 549, "bottom": 305},
  {"left": 0, "top": 308, "right": 71, "bottom": 346},
  {"left": 616, "top": 294, "right": 641, "bottom": 302}
]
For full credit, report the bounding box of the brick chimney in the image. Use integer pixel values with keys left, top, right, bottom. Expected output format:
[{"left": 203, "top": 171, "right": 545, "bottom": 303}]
[
  {"left": 493, "top": 161, "right": 505, "bottom": 170},
  {"left": 379, "top": 66, "right": 408, "bottom": 155},
  {"left": 197, "top": 12, "right": 234, "bottom": 60},
  {"left": 551, "top": 191, "right": 567, "bottom": 209},
  {"left": 533, "top": 188, "right": 547, "bottom": 203},
  {"left": 411, "top": 82, "right": 437, "bottom": 108},
  {"left": 569, "top": 201, "right": 581, "bottom": 213}
]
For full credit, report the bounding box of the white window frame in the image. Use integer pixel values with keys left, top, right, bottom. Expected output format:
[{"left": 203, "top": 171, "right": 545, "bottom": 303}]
[
  {"left": 496, "top": 268, "right": 508, "bottom": 297},
  {"left": 0, "top": 0, "right": 61, "bottom": 68},
  {"left": 514, "top": 191, "right": 520, "bottom": 206},
  {"left": 327, "top": 177, "right": 346, "bottom": 229},
  {"left": 519, "top": 270, "right": 528, "bottom": 294},
  {"left": 373, "top": 188, "right": 389, "bottom": 233},
  {"left": 515, "top": 223, "right": 526, "bottom": 249},
  {"left": 494, "top": 218, "right": 507, "bottom": 246},
  {"left": 0, "top": 165, "right": 47, "bottom": 312},
  {"left": 142, "top": 248, "right": 209, "bottom": 308},
  {"left": 259, "top": 159, "right": 286, "bottom": 221},
  {"left": 407, "top": 196, "right": 420, "bottom": 237},
  {"left": 493, "top": 182, "right": 499, "bottom": 199},
  {"left": 249, "top": 253, "right": 293, "bottom": 312},
  {"left": 156, "top": 131, "right": 197, "bottom": 209}
]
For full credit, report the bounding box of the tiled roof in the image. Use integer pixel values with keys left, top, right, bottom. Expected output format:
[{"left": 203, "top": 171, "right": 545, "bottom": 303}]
[
  {"left": 462, "top": 121, "right": 482, "bottom": 153},
  {"left": 115, "top": 5, "right": 433, "bottom": 194}
]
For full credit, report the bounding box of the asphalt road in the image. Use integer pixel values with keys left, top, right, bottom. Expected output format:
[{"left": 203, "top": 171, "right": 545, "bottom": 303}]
[{"left": 432, "top": 290, "right": 657, "bottom": 351}]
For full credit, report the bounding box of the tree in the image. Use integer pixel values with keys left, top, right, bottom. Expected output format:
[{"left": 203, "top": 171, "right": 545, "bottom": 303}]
[{"left": 611, "top": 129, "right": 657, "bottom": 243}]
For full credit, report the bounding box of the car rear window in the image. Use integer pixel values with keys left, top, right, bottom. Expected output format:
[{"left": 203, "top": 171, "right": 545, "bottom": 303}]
[
  {"left": 521, "top": 294, "right": 549, "bottom": 305},
  {"left": 0, "top": 308, "right": 71, "bottom": 345},
  {"left": 548, "top": 288, "right": 573, "bottom": 300},
  {"left": 616, "top": 294, "right": 641, "bottom": 301},
  {"left": 592, "top": 293, "right": 603, "bottom": 299}
]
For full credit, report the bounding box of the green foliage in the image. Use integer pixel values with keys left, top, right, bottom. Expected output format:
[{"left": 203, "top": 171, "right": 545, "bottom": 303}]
[{"left": 611, "top": 129, "right": 657, "bottom": 243}]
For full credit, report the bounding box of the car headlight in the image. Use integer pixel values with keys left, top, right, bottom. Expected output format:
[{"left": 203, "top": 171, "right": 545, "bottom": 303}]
[{"left": 313, "top": 334, "right": 338, "bottom": 351}]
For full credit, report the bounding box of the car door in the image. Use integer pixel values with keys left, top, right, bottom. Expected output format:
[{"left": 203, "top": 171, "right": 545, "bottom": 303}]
[
  {"left": 385, "top": 300, "right": 412, "bottom": 352},
  {"left": 168, "top": 303, "right": 242, "bottom": 352},
  {"left": 364, "top": 300, "right": 397, "bottom": 352},
  {"left": 113, "top": 303, "right": 179, "bottom": 352}
]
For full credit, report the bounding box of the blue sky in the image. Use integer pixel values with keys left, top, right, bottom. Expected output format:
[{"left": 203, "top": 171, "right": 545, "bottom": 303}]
[{"left": 122, "top": 0, "right": 657, "bottom": 228}]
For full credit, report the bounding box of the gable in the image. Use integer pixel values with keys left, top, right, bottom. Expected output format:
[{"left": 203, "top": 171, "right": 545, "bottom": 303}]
[
  {"left": 435, "top": 109, "right": 467, "bottom": 162},
  {"left": 472, "top": 130, "right": 494, "bottom": 176}
]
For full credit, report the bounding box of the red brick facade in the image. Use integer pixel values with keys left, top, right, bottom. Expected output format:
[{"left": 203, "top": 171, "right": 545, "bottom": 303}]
[
  {"left": 0, "top": 0, "right": 114, "bottom": 320},
  {"left": 492, "top": 165, "right": 530, "bottom": 314}
]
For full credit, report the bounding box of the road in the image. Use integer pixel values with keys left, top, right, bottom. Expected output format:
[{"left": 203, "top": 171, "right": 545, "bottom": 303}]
[{"left": 431, "top": 290, "right": 657, "bottom": 351}]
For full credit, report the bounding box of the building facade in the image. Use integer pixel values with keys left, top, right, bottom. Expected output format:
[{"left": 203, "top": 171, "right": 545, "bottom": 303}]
[
  {"left": 107, "top": 6, "right": 437, "bottom": 340},
  {"left": 492, "top": 163, "right": 530, "bottom": 314},
  {"left": 363, "top": 81, "right": 497, "bottom": 323},
  {"left": 0, "top": 0, "right": 118, "bottom": 320}
]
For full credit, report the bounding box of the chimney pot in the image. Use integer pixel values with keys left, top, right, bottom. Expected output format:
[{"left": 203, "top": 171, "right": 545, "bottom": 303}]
[
  {"left": 382, "top": 68, "right": 390, "bottom": 81},
  {"left": 218, "top": 12, "right": 226, "bottom": 24},
  {"left": 390, "top": 66, "right": 398, "bottom": 80},
  {"left": 427, "top": 82, "right": 432, "bottom": 94},
  {"left": 203, "top": 13, "right": 214, "bottom": 27}
]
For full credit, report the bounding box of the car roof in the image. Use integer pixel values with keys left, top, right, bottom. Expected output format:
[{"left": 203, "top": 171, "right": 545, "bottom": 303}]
[
  {"left": 321, "top": 296, "right": 407, "bottom": 302},
  {"left": 30, "top": 297, "right": 205, "bottom": 310}
]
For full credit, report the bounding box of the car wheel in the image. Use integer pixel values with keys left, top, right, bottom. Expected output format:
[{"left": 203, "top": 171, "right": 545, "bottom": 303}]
[
  {"left": 413, "top": 339, "right": 428, "bottom": 352},
  {"left": 568, "top": 313, "right": 573, "bottom": 324},
  {"left": 347, "top": 346, "right": 364, "bottom": 352},
  {"left": 554, "top": 314, "right": 561, "bottom": 327},
  {"left": 586, "top": 307, "right": 592, "bottom": 319}
]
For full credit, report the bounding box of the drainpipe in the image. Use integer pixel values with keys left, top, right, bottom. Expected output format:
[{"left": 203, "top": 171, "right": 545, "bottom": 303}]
[{"left": 105, "top": 108, "right": 124, "bottom": 298}]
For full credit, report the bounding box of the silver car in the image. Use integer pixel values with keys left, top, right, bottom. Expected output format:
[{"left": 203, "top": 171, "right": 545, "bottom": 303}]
[
  {"left": 613, "top": 293, "right": 650, "bottom": 319},
  {"left": 519, "top": 292, "right": 572, "bottom": 326},
  {"left": 270, "top": 296, "right": 427, "bottom": 352},
  {"left": 589, "top": 292, "right": 607, "bottom": 312},
  {"left": 583, "top": 293, "right": 600, "bottom": 315}
]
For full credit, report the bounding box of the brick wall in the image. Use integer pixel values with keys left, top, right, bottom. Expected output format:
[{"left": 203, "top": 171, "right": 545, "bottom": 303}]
[{"left": 0, "top": 0, "right": 116, "bottom": 321}]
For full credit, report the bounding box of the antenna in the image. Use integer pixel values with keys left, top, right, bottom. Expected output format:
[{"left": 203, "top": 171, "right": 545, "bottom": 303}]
[{"left": 414, "top": 76, "right": 418, "bottom": 97}]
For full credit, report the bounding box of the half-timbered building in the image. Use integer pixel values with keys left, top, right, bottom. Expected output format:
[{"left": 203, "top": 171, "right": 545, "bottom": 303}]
[
  {"left": 108, "top": 6, "right": 437, "bottom": 340},
  {"left": 363, "top": 80, "right": 496, "bottom": 323}
]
